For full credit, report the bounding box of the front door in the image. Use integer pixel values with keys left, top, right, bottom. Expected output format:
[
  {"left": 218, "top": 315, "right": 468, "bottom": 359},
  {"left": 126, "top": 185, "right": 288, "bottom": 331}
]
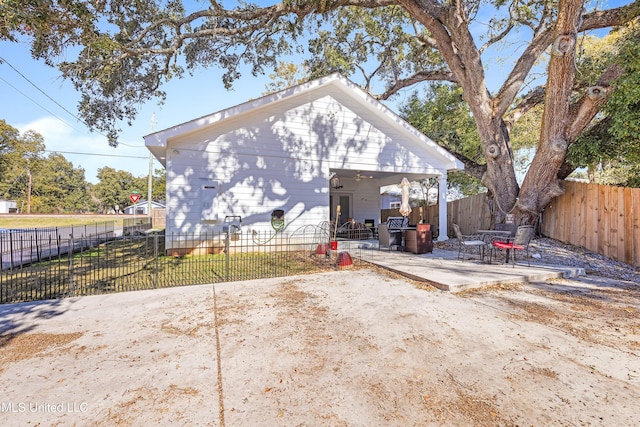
[{"left": 330, "top": 193, "right": 351, "bottom": 225}]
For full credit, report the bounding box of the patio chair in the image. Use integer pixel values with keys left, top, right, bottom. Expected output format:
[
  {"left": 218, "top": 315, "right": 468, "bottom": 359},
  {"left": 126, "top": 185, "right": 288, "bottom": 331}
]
[
  {"left": 452, "top": 223, "right": 486, "bottom": 261},
  {"left": 490, "top": 225, "right": 534, "bottom": 267},
  {"left": 495, "top": 223, "right": 518, "bottom": 237},
  {"left": 378, "top": 223, "right": 402, "bottom": 250}
]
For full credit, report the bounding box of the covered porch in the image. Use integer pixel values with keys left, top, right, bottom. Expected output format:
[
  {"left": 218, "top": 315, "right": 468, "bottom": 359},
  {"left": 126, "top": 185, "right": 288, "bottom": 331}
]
[{"left": 327, "top": 168, "right": 450, "bottom": 241}]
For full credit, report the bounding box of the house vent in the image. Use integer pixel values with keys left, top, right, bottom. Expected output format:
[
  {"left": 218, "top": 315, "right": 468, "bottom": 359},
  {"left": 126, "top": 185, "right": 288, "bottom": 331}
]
[{"left": 201, "top": 181, "right": 220, "bottom": 221}]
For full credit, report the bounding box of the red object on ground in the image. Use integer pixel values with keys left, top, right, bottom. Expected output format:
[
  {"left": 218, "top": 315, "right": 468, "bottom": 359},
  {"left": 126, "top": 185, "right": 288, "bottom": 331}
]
[
  {"left": 316, "top": 244, "right": 328, "bottom": 255},
  {"left": 337, "top": 251, "right": 353, "bottom": 269},
  {"left": 493, "top": 241, "right": 524, "bottom": 250}
]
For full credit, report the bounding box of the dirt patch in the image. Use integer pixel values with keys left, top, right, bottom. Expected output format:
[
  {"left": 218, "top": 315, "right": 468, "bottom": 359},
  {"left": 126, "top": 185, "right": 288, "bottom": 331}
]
[
  {"left": 103, "top": 384, "right": 201, "bottom": 426},
  {"left": 0, "top": 332, "right": 83, "bottom": 373},
  {"left": 214, "top": 272, "right": 640, "bottom": 426},
  {"left": 464, "top": 276, "right": 640, "bottom": 354}
]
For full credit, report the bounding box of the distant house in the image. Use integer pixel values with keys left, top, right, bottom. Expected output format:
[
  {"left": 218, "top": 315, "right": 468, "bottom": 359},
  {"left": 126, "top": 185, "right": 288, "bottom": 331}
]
[
  {"left": 145, "top": 73, "right": 464, "bottom": 252},
  {"left": 0, "top": 200, "right": 18, "bottom": 214},
  {"left": 380, "top": 188, "right": 402, "bottom": 210},
  {"left": 124, "top": 200, "right": 166, "bottom": 215},
  {"left": 381, "top": 183, "right": 439, "bottom": 210}
]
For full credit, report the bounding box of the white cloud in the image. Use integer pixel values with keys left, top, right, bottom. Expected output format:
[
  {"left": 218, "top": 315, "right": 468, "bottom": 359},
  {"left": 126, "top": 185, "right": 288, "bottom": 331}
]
[{"left": 18, "top": 117, "right": 155, "bottom": 183}]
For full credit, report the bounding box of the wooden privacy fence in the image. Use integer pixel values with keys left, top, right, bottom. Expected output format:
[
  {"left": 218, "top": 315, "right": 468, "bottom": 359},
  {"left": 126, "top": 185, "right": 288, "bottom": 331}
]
[
  {"left": 541, "top": 181, "right": 640, "bottom": 268},
  {"left": 152, "top": 208, "right": 166, "bottom": 228},
  {"left": 382, "top": 181, "right": 639, "bottom": 268},
  {"left": 381, "top": 193, "right": 492, "bottom": 240},
  {"left": 446, "top": 193, "right": 493, "bottom": 234}
]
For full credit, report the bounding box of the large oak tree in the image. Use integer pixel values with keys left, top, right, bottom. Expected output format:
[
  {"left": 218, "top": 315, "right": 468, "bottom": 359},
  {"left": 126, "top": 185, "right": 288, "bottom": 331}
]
[{"left": 3, "top": 0, "right": 638, "bottom": 224}]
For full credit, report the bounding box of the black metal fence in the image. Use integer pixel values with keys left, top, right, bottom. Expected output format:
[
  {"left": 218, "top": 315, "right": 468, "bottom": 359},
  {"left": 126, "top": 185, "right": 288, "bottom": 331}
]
[
  {"left": 122, "top": 217, "right": 153, "bottom": 235},
  {"left": 0, "top": 227, "right": 376, "bottom": 304},
  {"left": 0, "top": 222, "right": 116, "bottom": 270}
]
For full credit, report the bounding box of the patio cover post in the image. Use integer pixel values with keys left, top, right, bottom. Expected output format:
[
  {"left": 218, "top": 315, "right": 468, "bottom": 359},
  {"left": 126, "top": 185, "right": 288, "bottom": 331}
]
[{"left": 438, "top": 174, "right": 448, "bottom": 241}]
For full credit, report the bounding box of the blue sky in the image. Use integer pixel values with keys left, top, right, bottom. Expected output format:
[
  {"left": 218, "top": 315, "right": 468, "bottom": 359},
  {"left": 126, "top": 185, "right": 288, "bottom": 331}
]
[
  {"left": 0, "top": 1, "right": 626, "bottom": 183},
  {"left": 0, "top": 36, "right": 272, "bottom": 183}
]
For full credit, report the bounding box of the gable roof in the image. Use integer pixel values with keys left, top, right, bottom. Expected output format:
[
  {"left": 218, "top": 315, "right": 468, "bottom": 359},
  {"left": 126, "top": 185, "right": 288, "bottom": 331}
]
[{"left": 144, "top": 73, "right": 464, "bottom": 172}]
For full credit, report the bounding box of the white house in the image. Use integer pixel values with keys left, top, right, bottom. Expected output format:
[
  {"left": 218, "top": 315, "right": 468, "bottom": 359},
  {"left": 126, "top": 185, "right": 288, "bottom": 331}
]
[
  {"left": 144, "top": 73, "right": 463, "bottom": 251},
  {"left": 123, "top": 200, "right": 166, "bottom": 215},
  {"left": 381, "top": 188, "right": 403, "bottom": 210},
  {"left": 0, "top": 200, "right": 18, "bottom": 214}
]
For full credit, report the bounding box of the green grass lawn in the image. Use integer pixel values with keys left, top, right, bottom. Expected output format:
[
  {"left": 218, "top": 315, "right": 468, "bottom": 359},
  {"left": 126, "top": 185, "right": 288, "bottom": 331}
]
[
  {"left": 0, "top": 235, "right": 333, "bottom": 304},
  {"left": 0, "top": 214, "right": 125, "bottom": 229}
]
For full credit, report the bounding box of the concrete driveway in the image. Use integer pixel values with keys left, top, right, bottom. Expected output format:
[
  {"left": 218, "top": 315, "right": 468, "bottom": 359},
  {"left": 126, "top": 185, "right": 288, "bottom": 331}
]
[{"left": 1, "top": 269, "right": 638, "bottom": 426}]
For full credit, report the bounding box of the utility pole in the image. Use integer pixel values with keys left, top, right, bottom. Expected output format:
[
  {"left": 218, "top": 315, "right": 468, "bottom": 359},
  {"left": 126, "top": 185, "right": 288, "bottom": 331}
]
[
  {"left": 148, "top": 153, "right": 153, "bottom": 220},
  {"left": 148, "top": 113, "right": 155, "bottom": 221},
  {"left": 27, "top": 168, "right": 31, "bottom": 214}
]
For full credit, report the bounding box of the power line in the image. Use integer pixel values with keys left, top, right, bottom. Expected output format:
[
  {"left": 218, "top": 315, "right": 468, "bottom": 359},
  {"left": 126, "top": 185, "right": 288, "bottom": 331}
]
[
  {"left": 117, "top": 141, "right": 145, "bottom": 148},
  {"left": 0, "top": 75, "right": 84, "bottom": 134},
  {"left": 0, "top": 55, "right": 146, "bottom": 149},
  {"left": 0, "top": 55, "right": 87, "bottom": 126},
  {"left": 44, "top": 149, "right": 150, "bottom": 160}
]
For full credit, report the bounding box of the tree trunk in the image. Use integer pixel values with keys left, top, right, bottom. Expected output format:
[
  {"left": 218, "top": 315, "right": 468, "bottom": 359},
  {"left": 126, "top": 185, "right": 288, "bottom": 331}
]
[
  {"left": 514, "top": 0, "right": 585, "bottom": 224},
  {"left": 400, "top": 1, "right": 521, "bottom": 221},
  {"left": 476, "top": 118, "right": 519, "bottom": 223},
  {"left": 402, "top": 0, "right": 623, "bottom": 226}
]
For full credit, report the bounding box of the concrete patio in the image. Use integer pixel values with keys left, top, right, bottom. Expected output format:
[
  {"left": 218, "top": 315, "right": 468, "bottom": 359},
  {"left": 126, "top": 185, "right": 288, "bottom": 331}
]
[{"left": 341, "top": 242, "right": 585, "bottom": 292}]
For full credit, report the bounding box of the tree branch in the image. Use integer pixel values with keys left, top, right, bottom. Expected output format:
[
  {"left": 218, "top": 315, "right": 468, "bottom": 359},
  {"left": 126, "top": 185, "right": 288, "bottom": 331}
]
[
  {"left": 567, "top": 64, "right": 624, "bottom": 141},
  {"left": 492, "top": 2, "right": 639, "bottom": 121},
  {"left": 375, "top": 70, "right": 456, "bottom": 100},
  {"left": 478, "top": 2, "right": 518, "bottom": 54},
  {"left": 556, "top": 160, "right": 576, "bottom": 180},
  {"left": 579, "top": 2, "right": 640, "bottom": 32},
  {"left": 122, "top": 0, "right": 397, "bottom": 57},
  {"left": 504, "top": 86, "right": 545, "bottom": 129},
  {"left": 492, "top": 29, "right": 554, "bottom": 118},
  {"left": 447, "top": 151, "right": 487, "bottom": 181},
  {"left": 415, "top": 33, "right": 439, "bottom": 50}
]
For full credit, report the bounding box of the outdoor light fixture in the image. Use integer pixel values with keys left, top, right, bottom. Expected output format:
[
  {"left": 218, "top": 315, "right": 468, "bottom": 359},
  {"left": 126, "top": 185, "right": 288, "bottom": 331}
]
[{"left": 331, "top": 175, "right": 343, "bottom": 190}]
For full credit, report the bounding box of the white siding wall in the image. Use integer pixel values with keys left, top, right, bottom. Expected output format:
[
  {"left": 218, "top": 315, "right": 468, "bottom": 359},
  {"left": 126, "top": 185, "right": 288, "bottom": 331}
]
[
  {"left": 317, "top": 95, "right": 444, "bottom": 175},
  {"left": 164, "top": 94, "right": 431, "bottom": 236},
  {"left": 165, "top": 98, "right": 337, "bottom": 235},
  {"left": 0, "top": 200, "right": 17, "bottom": 214}
]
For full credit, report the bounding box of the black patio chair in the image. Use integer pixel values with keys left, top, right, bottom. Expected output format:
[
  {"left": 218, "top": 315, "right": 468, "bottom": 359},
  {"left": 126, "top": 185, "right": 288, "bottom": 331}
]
[{"left": 452, "top": 223, "right": 486, "bottom": 261}]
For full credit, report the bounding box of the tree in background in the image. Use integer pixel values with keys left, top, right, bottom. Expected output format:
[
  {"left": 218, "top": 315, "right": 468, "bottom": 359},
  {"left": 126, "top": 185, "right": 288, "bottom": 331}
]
[
  {"left": 151, "top": 168, "right": 166, "bottom": 203},
  {"left": 29, "top": 153, "right": 93, "bottom": 213},
  {"left": 399, "top": 83, "right": 485, "bottom": 197},
  {"left": 0, "top": 119, "right": 45, "bottom": 211},
  {"left": 263, "top": 62, "right": 309, "bottom": 95},
  {"left": 1, "top": 119, "right": 165, "bottom": 213},
  {"left": 93, "top": 167, "right": 137, "bottom": 214},
  {"left": 567, "top": 24, "right": 640, "bottom": 187},
  {"left": 2, "top": 0, "right": 638, "bottom": 223}
]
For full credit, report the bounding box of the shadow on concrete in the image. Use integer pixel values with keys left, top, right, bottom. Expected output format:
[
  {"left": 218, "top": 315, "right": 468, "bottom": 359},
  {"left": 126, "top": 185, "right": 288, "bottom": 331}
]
[{"left": 0, "top": 298, "right": 74, "bottom": 347}]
